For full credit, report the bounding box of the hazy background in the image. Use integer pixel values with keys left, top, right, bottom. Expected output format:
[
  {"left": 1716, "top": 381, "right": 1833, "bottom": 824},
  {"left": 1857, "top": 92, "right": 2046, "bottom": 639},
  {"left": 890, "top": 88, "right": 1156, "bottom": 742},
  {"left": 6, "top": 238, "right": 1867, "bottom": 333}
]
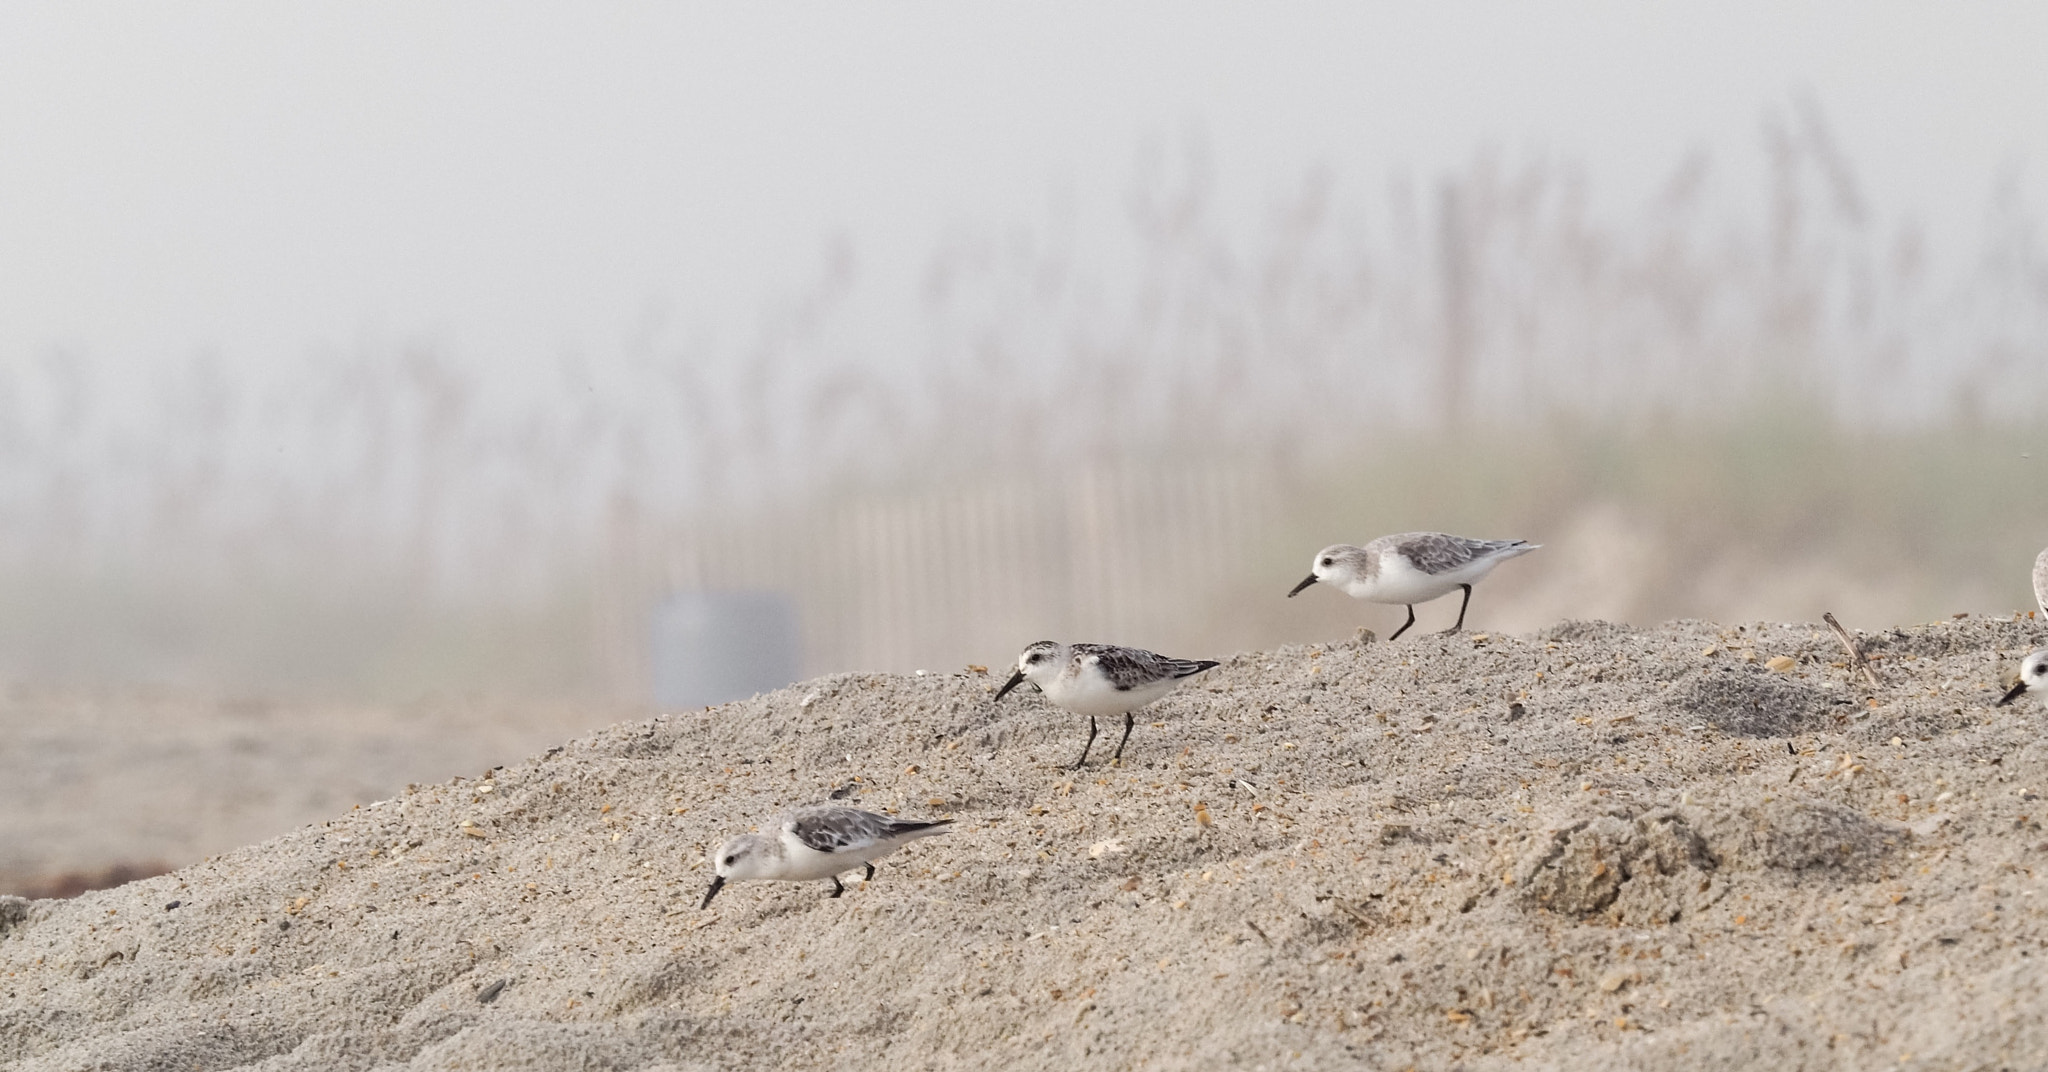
[{"left": 5, "top": 3, "right": 2048, "bottom": 708}]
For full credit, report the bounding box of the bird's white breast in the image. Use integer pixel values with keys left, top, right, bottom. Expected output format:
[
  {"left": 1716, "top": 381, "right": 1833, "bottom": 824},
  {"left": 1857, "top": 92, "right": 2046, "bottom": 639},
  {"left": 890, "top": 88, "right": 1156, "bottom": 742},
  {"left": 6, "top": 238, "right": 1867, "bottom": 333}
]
[
  {"left": 1040, "top": 660, "right": 1178, "bottom": 717},
  {"left": 775, "top": 830, "right": 895, "bottom": 881},
  {"left": 1346, "top": 548, "right": 1499, "bottom": 604},
  {"left": 773, "top": 834, "right": 850, "bottom": 881}
]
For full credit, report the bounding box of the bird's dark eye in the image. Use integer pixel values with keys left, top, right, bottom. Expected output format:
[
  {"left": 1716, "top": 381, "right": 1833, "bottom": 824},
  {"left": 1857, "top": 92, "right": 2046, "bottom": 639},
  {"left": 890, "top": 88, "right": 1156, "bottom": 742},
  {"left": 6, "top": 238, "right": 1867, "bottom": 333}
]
[
  {"left": 1320, "top": 558, "right": 1333, "bottom": 568},
  {"left": 722, "top": 856, "right": 735, "bottom": 866}
]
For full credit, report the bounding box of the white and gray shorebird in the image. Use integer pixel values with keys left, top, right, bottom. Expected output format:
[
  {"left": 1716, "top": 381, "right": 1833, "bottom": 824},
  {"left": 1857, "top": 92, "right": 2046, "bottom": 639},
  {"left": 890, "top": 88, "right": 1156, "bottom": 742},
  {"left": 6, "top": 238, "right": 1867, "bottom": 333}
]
[
  {"left": 1999, "top": 547, "right": 2048, "bottom": 707},
  {"left": 700, "top": 805, "right": 952, "bottom": 908},
  {"left": 1288, "top": 532, "right": 1539, "bottom": 640},
  {"left": 994, "top": 641, "right": 1221, "bottom": 768},
  {"left": 1999, "top": 650, "right": 2048, "bottom": 709}
]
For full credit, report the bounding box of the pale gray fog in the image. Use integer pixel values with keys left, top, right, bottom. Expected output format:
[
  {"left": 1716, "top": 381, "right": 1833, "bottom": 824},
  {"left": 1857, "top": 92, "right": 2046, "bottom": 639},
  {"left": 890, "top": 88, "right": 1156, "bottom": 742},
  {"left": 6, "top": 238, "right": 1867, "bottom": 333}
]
[
  {"left": 8, "top": 9, "right": 2048, "bottom": 1053},
  {"left": 2, "top": 4, "right": 2047, "bottom": 700}
]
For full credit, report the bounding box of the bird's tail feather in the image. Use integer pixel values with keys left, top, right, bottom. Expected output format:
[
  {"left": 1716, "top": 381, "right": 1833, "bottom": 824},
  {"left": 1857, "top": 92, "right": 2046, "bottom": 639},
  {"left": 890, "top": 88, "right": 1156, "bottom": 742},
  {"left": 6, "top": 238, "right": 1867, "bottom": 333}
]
[{"left": 885, "top": 818, "right": 954, "bottom": 838}]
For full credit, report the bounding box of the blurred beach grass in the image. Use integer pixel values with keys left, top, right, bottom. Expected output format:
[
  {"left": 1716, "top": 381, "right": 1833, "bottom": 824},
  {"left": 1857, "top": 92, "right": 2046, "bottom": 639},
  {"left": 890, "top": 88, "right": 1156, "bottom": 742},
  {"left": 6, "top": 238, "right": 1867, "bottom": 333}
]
[
  {"left": 5, "top": 414, "right": 2044, "bottom": 703},
  {"left": 3, "top": 111, "right": 2046, "bottom": 702}
]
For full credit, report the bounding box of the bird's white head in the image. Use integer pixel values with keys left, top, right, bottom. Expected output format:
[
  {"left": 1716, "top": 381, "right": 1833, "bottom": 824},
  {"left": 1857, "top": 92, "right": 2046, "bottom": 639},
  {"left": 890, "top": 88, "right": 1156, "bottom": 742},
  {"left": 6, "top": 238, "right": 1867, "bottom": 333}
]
[
  {"left": 1999, "top": 650, "right": 2048, "bottom": 708},
  {"left": 700, "top": 832, "right": 776, "bottom": 908},
  {"left": 994, "top": 640, "right": 1066, "bottom": 702},
  {"left": 1289, "top": 544, "right": 1369, "bottom": 597}
]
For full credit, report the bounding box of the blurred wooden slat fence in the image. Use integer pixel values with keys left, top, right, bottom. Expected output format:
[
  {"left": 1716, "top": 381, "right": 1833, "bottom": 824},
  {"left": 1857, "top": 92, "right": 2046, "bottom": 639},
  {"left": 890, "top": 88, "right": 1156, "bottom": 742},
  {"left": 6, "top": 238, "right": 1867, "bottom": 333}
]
[{"left": 595, "top": 466, "right": 1278, "bottom": 697}]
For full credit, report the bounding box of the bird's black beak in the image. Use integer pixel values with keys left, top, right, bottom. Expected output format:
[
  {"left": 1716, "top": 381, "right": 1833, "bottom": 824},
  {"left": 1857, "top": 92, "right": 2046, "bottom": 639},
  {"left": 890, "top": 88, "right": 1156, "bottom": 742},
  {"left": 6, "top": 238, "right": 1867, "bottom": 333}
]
[
  {"left": 994, "top": 669, "right": 1025, "bottom": 703},
  {"left": 1999, "top": 681, "right": 2029, "bottom": 707},
  {"left": 1287, "top": 574, "right": 1318, "bottom": 598},
  {"left": 700, "top": 875, "right": 725, "bottom": 909}
]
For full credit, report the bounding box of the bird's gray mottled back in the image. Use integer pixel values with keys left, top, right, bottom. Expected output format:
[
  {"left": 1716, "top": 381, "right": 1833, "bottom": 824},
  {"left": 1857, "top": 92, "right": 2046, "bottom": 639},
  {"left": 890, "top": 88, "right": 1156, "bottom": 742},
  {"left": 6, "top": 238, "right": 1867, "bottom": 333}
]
[
  {"left": 1068, "top": 643, "right": 1220, "bottom": 691},
  {"left": 787, "top": 806, "right": 948, "bottom": 854},
  {"left": 1379, "top": 532, "right": 1530, "bottom": 575}
]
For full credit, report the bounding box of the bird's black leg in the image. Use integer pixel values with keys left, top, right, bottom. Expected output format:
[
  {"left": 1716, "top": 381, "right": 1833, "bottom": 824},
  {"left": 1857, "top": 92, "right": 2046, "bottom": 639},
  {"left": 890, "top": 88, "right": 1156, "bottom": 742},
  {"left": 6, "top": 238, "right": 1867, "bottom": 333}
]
[
  {"left": 1070, "top": 715, "right": 1099, "bottom": 769},
  {"left": 1111, "top": 712, "right": 1136, "bottom": 764},
  {"left": 1443, "top": 583, "right": 1474, "bottom": 634},
  {"left": 863, "top": 862, "right": 876, "bottom": 882},
  {"left": 829, "top": 875, "right": 846, "bottom": 898},
  {"left": 1388, "top": 604, "right": 1418, "bottom": 641}
]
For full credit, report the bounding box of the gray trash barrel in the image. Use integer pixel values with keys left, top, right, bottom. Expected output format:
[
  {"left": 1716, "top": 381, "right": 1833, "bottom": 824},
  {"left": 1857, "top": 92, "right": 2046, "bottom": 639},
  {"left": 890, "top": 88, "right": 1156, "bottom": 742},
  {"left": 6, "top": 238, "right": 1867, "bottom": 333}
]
[{"left": 650, "top": 591, "right": 801, "bottom": 710}]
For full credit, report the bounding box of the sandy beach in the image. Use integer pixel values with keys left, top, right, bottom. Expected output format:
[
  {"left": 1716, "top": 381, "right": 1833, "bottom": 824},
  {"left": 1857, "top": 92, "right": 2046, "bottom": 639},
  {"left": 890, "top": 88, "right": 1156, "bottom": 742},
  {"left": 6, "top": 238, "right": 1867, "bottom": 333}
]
[{"left": 5, "top": 616, "right": 2047, "bottom": 1070}]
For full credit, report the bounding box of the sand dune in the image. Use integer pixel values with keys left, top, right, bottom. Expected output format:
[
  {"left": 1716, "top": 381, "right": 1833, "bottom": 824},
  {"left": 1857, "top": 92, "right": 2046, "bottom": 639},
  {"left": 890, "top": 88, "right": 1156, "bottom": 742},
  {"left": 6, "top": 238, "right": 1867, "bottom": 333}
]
[{"left": 5, "top": 617, "right": 2047, "bottom": 1069}]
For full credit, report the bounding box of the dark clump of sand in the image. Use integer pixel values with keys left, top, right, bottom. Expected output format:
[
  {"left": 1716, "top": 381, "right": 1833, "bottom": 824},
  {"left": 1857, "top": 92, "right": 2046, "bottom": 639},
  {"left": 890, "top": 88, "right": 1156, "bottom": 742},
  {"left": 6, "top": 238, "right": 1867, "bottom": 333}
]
[{"left": 5, "top": 617, "right": 2048, "bottom": 1070}]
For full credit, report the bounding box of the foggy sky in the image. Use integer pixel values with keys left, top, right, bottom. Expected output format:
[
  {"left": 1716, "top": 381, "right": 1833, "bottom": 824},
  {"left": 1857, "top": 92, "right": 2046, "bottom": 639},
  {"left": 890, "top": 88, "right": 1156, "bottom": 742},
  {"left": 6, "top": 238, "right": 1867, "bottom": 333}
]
[{"left": 2, "top": 3, "right": 2044, "bottom": 387}]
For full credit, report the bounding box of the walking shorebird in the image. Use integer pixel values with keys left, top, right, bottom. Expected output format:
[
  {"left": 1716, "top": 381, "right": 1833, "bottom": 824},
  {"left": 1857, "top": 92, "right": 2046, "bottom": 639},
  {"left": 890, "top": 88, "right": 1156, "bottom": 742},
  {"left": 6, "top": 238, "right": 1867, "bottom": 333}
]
[
  {"left": 994, "top": 641, "right": 1219, "bottom": 768},
  {"left": 1288, "top": 532, "right": 1539, "bottom": 640},
  {"left": 700, "top": 806, "right": 952, "bottom": 908}
]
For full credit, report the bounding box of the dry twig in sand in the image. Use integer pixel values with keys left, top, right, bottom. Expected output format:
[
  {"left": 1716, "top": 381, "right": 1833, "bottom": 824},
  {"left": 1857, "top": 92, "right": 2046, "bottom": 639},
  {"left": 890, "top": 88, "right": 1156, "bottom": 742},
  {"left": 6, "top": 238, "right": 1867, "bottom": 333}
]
[{"left": 1822, "top": 612, "right": 1882, "bottom": 689}]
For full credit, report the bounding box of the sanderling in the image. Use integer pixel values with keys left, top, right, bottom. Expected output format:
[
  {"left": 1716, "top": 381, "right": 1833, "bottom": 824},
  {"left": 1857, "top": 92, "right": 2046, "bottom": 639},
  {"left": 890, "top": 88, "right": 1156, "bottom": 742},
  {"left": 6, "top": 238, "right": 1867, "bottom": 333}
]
[
  {"left": 1998, "top": 650, "right": 2048, "bottom": 708},
  {"left": 994, "top": 641, "right": 1220, "bottom": 768},
  {"left": 2033, "top": 547, "right": 2048, "bottom": 618},
  {"left": 1287, "top": 532, "right": 1539, "bottom": 640},
  {"left": 700, "top": 805, "right": 952, "bottom": 908}
]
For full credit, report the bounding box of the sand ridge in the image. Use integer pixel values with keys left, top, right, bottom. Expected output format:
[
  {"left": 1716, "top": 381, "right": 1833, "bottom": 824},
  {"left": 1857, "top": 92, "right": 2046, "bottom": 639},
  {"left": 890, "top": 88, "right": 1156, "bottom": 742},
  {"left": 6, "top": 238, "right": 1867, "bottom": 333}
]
[{"left": 4, "top": 617, "right": 2048, "bottom": 1070}]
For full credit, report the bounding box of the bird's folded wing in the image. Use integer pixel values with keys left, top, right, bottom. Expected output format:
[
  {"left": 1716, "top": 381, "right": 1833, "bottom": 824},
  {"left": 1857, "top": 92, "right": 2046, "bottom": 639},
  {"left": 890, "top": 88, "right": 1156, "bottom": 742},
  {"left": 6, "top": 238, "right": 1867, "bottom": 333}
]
[
  {"left": 787, "top": 807, "right": 890, "bottom": 853},
  {"left": 1072, "top": 643, "right": 1215, "bottom": 688}
]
